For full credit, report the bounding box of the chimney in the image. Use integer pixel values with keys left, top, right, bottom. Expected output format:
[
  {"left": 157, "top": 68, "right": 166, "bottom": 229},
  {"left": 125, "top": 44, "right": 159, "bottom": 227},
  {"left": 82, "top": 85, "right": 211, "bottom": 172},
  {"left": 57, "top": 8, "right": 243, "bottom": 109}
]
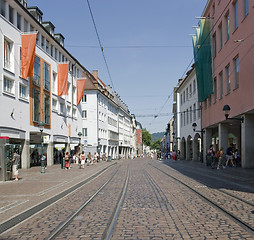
[{"left": 92, "top": 70, "right": 98, "bottom": 79}]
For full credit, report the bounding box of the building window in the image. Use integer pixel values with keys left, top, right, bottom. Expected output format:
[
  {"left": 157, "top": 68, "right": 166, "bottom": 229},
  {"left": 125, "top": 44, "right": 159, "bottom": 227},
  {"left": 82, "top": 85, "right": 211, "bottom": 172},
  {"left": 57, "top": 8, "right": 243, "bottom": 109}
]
[
  {"left": 193, "top": 103, "right": 196, "bottom": 121},
  {"left": 212, "top": 32, "right": 216, "bottom": 57},
  {"left": 180, "top": 94, "right": 183, "bottom": 105},
  {"left": 73, "top": 108, "right": 77, "bottom": 118},
  {"left": 67, "top": 105, "right": 71, "bottom": 116},
  {"left": 55, "top": 48, "right": 58, "bottom": 60},
  {"left": 186, "top": 87, "right": 189, "bottom": 100},
  {"left": 234, "top": 56, "right": 239, "bottom": 89},
  {"left": 219, "top": 71, "right": 223, "bottom": 99},
  {"left": 3, "top": 77, "right": 14, "bottom": 94},
  {"left": 9, "top": 5, "right": 13, "bottom": 24},
  {"left": 44, "top": 94, "right": 50, "bottom": 125},
  {"left": 190, "top": 106, "right": 192, "bottom": 123},
  {"left": 43, "top": 62, "right": 50, "bottom": 91},
  {"left": 186, "top": 109, "right": 189, "bottom": 125},
  {"left": 244, "top": 0, "right": 249, "bottom": 17},
  {"left": 41, "top": 35, "right": 45, "bottom": 49},
  {"left": 17, "top": 12, "right": 21, "bottom": 30},
  {"left": 4, "top": 38, "right": 13, "bottom": 71},
  {"left": 193, "top": 79, "right": 196, "bottom": 94},
  {"left": 82, "top": 128, "right": 87, "bottom": 137},
  {"left": 82, "top": 110, "right": 87, "bottom": 118},
  {"left": 213, "top": 77, "right": 217, "bottom": 103},
  {"left": 33, "top": 88, "right": 40, "bottom": 122},
  {"left": 60, "top": 102, "right": 65, "bottom": 115},
  {"left": 24, "top": 19, "right": 28, "bottom": 32},
  {"left": 219, "top": 23, "right": 223, "bottom": 50},
  {"left": 50, "top": 45, "right": 54, "bottom": 57},
  {"left": 189, "top": 83, "right": 192, "bottom": 98},
  {"left": 82, "top": 94, "right": 87, "bottom": 102},
  {"left": 0, "top": 0, "right": 6, "bottom": 17},
  {"left": 33, "top": 55, "right": 41, "bottom": 86},
  {"left": 19, "top": 84, "right": 28, "bottom": 99},
  {"left": 46, "top": 40, "right": 49, "bottom": 53},
  {"left": 226, "top": 65, "right": 230, "bottom": 94},
  {"left": 234, "top": 0, "right": 238, "bottom": 30},
  {"left": 225, "top": 12, "right": 230, "bottom": 41},
  {"left": 52, "top": 72, "right": 57, "bottom": 94},
  {"left": 183, "top": 91, "right": 185, "bottom": 103},
  {"left": 52, "top": 98, "right": 57, "bottom": 111}
]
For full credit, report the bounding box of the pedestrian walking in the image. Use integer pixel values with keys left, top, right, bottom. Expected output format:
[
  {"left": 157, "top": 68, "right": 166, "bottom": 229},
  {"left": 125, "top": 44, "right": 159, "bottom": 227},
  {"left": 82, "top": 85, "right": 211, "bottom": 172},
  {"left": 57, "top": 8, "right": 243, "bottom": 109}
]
[
  {"left": 12, "top": 151, "right": 20, "bottom": 181},
  {"left": 87, "top": 152, "right": 92, "bottom": 166},
  {"left": 172, "top": 150, "right": 177, "bottom": 161},
  {"left": 217, "top": 147, "right": 225, "bottom": 170},
  {"left": 93, "top": 152, "right": 98, "bottom": 164},
  {"left": 64, "top": 152, "right": 71, "bottom": 170},
  {"left": 80, "top": 151, "right": 86, "bottom": 168},
  {"left": 225, "top": 144, "right": 235, "bottom": 167},
  {"left": 208, "top": 145, "right": 216, "bottom": 168}
]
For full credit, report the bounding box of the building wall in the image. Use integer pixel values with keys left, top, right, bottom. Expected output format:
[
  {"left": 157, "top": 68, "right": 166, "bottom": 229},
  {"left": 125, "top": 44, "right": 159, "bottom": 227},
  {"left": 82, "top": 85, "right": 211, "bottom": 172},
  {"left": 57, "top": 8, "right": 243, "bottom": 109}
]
[{"left": 202, "top": 0, "right": 254, "bottom": 128}]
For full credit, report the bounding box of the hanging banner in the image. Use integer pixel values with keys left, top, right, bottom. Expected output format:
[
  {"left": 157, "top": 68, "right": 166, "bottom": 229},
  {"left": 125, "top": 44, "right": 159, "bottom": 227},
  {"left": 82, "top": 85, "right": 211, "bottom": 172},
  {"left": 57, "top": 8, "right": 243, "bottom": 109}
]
[
  {"left": 57, "top": 63, "right": 69, "bottom": 96},
  {"left": 76, "top": 78, "right": 86, "bottom": 105},
  {"left": 21, "top": 33, "right": 37, "bottom": 79}
]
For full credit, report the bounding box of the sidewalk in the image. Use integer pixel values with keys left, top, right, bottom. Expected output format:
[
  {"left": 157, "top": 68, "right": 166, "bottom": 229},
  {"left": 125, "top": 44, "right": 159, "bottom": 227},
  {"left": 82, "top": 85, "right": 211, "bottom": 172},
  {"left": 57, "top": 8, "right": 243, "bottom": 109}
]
[
  {"left": 0, "top": 161, "right": 114, "bottom": 225},
  {"left": 161, "top": 158, "right": 254, "bottom": 190}
]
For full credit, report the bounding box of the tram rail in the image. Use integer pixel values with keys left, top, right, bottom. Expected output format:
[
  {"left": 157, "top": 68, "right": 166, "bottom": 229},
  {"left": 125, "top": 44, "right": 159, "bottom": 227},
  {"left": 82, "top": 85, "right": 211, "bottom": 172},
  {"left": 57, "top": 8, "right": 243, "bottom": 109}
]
[{"left": 46, "top": 166, "right": 129, "bottom": 240}]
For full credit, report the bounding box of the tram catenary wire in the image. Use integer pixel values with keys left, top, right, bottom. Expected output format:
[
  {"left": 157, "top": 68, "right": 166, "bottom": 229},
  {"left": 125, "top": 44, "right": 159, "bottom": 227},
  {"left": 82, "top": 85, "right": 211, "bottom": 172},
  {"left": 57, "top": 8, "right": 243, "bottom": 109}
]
[{"left": 149, "top": 163, "right": 254, "bottom": 235}]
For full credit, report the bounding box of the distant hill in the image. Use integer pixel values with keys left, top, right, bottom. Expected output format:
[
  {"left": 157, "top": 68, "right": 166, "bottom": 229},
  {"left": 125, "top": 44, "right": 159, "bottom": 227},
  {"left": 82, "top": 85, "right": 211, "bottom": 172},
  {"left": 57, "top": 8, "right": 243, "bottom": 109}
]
[{"left": 151, "top": 132, "right": 164, "bottom": 142}]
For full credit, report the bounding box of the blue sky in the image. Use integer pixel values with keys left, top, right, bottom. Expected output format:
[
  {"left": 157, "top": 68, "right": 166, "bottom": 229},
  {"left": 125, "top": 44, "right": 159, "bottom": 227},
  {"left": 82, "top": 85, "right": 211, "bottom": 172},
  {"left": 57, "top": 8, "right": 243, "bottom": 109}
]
[{"left": 29, "top": 0, "right": 207, "bottom": 134}]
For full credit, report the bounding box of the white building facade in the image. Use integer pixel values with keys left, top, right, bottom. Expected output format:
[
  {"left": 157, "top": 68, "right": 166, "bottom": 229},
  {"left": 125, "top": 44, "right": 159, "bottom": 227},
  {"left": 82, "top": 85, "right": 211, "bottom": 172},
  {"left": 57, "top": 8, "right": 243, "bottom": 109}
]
[
  {"left": 0, "top": 0, "right": 136, "bottom": 172},
  {"left": 176, "top": 66, "right": 202, "bottom": 161}
]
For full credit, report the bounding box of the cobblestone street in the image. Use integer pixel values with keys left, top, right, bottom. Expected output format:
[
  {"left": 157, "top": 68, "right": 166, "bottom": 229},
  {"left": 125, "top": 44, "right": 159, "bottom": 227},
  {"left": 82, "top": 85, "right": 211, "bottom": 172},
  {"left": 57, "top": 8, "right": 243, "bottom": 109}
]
[{"left": 0, "top": 158, "right": 253, "bottom": 239}]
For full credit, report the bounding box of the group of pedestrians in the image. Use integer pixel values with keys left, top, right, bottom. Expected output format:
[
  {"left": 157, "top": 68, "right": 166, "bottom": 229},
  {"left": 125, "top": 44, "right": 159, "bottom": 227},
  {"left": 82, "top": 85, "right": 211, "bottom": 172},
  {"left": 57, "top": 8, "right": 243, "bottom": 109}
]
[
  {"left": 208, "top": 144, "right": 240, "bottom": 170},
  {"left": 64, "top": 151, "right": 108, "bottom": 170}
]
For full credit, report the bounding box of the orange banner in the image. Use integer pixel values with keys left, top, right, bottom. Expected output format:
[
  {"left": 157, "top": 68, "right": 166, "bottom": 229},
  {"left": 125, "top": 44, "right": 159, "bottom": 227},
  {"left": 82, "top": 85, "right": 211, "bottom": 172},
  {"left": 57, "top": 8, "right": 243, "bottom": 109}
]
[
  {"left": 57, "top": 63, "right": 69, "bottom": 96},
  {"left": 21, "top": 34, "right": 37, "bottom": 79},
  {"left": 76, "top": 78, "right": 86, "bottom": 105}
]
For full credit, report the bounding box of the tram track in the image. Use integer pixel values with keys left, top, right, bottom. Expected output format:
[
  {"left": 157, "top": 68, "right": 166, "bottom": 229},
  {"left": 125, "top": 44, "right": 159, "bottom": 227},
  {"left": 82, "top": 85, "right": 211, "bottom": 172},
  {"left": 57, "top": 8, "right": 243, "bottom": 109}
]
[
  {"left": 150, "top": 163, "right": 254, "bottom": 235},
  {"left": 0, "top": 163, "right": 116, "bottom": 236},
  {"left": 46, "top": 165, "right": 129, "bottom": 240}
]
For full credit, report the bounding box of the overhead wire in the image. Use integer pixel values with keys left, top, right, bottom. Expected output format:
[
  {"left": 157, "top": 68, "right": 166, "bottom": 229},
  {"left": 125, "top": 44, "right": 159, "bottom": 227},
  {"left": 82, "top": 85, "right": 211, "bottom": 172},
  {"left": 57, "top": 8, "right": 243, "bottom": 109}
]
[{"left": 86, "top": 0, "right": 115, "bottom": 91}]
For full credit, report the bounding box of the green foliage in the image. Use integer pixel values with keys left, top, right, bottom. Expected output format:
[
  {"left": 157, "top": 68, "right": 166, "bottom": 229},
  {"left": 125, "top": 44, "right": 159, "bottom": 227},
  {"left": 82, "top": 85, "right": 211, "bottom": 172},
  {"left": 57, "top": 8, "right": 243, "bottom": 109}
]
[
  {"left": 151, "top": 139, "right": 161, "bottom": 150},
  {"left": 142, "top": 128, "right": 152, "bottom": 146}
]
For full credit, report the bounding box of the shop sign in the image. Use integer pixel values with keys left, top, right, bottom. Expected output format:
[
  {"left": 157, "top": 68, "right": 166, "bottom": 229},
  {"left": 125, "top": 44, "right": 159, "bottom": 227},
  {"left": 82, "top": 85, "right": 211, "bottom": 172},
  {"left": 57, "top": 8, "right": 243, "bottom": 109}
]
[{"left": 43, "top": 135, "right": 50, "bottom": 144}]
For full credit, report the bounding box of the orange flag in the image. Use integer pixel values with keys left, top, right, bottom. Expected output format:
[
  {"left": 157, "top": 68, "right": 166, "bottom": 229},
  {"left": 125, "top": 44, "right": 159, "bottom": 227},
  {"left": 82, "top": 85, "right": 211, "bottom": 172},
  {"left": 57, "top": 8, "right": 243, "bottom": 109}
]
[
  {"left": 76, "top": 78, "right": 86, "bottom": 105},
  {"left": 21, "top": 34, "right": 37, "bottom": 79},
  {"left": 58, "top": 63, "right": 69, "bottom": 96}
]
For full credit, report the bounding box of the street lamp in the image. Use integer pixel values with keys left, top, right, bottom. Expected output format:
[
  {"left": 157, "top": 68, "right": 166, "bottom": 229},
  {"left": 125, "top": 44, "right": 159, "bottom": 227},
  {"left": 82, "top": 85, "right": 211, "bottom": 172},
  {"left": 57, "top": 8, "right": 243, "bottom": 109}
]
[
  {"left": 38, "top": 121, "right": 45, "bottom": 173},
  {"left": 78, "top": 132, "right": 82, "bottom": 153},
  {"left": 192, "top": 122, "right": 205, "bottom": 133},
  {"left": 222, "top": 104, "right": 244, "bottom": 122}
]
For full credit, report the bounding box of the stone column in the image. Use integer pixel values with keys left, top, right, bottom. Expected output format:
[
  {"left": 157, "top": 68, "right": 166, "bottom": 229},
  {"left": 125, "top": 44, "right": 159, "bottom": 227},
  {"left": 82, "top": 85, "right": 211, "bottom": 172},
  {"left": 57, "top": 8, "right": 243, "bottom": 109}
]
[
  {"left": 193, "top": 135, "right": 199, "bottom": 161},
  {"left": 21, "top": 139, "right": 30, "bottom": 169},
  {"left": 47, "top": 140, "right": 54, "bottom": 166},
  {"left": 242, "top": 114, "right": 254, "bottom": 168},
  {"left": 218, "top": 123, "right": 228, "bottom": 152},
  {"left": 203, "top": 128, "right": 212, "bottom": 164}
]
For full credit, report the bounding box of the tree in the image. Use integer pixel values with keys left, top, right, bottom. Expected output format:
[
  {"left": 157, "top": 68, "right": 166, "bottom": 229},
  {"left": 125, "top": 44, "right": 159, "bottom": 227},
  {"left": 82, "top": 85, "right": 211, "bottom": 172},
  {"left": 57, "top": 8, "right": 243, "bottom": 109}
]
[
  {"left": 151, "top": 139, "right": 161, "bottom": 150},
  {"left": 142, "top": 128, "right": 152, "bottom": 146}
]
